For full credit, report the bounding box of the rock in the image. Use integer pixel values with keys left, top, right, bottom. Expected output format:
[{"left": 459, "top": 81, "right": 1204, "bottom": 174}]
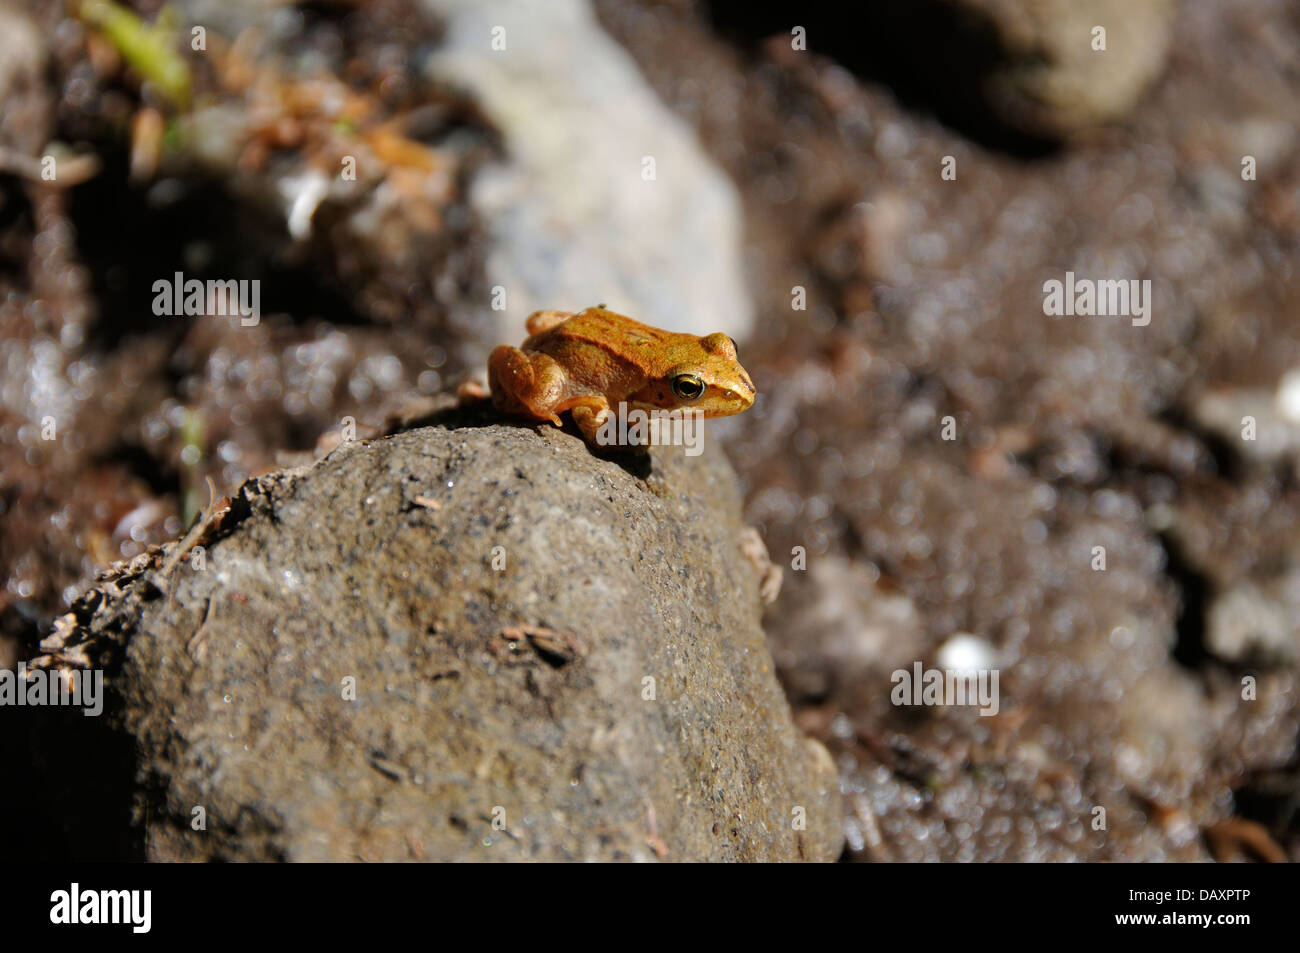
[
  {"left": 767, "top": 556, "right": 925, "bottom": 703},
  {"left": 962, "top": 0, "right": 1175, "bottom": 135},
  {"left": 1191, "top": 381, "right": 1300, "bottom": 470},
  {"left": 422, "top": 0, "right": 753, "bottom": 346},
  {"left": 935, "top": 633, "right": 997, "bottom": 673},
  {"left": 1207, "top": 570, "right": 1300, "bottom": 664},
  {"left": 34, "top": 406, "right": 840, "bottom": 861},
  {"left": 0, "top": 4, "right": 50, "bottom": 155}
]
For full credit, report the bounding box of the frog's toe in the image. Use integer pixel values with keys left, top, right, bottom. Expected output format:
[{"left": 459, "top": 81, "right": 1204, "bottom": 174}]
[
  {"left": 456, "top": 378, "right": 490, "bottom": 402},
  {"left": 524, "top": 309, "right": 574, "bottom": 335},
  {"left": 570, "top": 405, "right": 610, "bottom": 446}
]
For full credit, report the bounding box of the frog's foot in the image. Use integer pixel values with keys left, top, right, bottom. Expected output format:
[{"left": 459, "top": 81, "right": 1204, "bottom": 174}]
[
  {"left": 456, "top": 378, "right": 490, "bottom": 402},
  {"left": 524, "top": 309, "right": 575, "bottom": 336},
  {"left": 569, "top": 399, "right": 614, "bottom": 448},
  {"left": 739, "top": 526, "right": 782, "bottom": 605},
  {"left": 488, "top": 346, "right": 566, "bottom": 426}
]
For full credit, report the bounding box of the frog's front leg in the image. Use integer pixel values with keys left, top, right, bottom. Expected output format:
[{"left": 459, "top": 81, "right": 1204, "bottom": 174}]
[
  {"left": 568, "top": 398, "right": 614, "bottom": 447},
  {"left": 488, "top": 346, "right": 567, "bottom": 425}
]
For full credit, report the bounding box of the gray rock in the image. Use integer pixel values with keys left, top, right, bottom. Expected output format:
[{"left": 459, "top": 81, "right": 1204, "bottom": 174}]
[
  {"left": 1192, "top": 384, "right": 1300, "bottom": 470},
  {"left": 964, "top": 0, "right": 1175, "bottom": 135},
  {"left": 1207, "top": 571, "right": 1300, "bottom": 664},
  {"left": 768, "top": 556, "right": 926, "bottom": 703},
  {"left": 35, "top": 407, "right": 840, "bottom": 861},
  {"left": 422, "top": 0, "right": 753, "bottom": 348},
  {"left": 0, "top": 4, "right": 50, "bottom": 155}
]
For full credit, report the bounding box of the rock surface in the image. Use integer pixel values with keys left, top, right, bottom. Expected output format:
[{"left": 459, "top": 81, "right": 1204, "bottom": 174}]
[
  {"left": 968, "top": 0, "right": 1176, "bottom": 135},
  {"left": 35, "top": 408, "right": 839, "bottom": 861}
]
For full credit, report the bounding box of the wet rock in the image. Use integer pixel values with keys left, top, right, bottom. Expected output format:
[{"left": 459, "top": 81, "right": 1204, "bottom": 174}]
[{"left": 35, "top": 409, "right": 840, "bottom": 861}]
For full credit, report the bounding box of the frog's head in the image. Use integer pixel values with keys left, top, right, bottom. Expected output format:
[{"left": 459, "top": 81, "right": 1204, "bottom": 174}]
[{"left": 633, "top": 332, "right": 756, "bottom": 418}]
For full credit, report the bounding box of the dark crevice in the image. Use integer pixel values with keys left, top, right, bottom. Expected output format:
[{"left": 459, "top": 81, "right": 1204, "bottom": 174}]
[
  {"left": 1156, "top": 406, "right": 1241, "bottom": 482},
  {"left": 1158, "top": 532, "right": 1211, "bottom": 671},
  {"left": 0, "top": 175, "right": 36, "bottom": 288},
  {"left": 67, "top": 144, "right": 374, "bottom": 353},
  {"left": 0, "top": 702, "right": 142, "bottom": 861},
  {"left": 705, "top": 0, "right": 1062, "bottom": 158},
  {"left": 1232, "top": 757, "right": 1300, "bottom": 855},
  {"left": 88, "top": 442, "right": 179, "bottom": 499}
]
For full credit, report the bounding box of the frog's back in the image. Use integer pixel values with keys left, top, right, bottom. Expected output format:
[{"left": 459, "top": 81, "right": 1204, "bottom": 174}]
[
  {"left": 557, "top": 307, "right": 684, "bottom": 347},
  {"left": 527, "top": 307, "right": 691, "bottom": 376}
]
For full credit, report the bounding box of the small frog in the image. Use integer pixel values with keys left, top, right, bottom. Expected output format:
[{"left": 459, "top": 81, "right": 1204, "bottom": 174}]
[{"left": 487, "top": 306, "right": 756, "bottom": 447}]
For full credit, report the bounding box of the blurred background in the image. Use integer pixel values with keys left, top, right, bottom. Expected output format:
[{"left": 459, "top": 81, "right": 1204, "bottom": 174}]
[{"left": 2, "top": 0, "right": 1298, "bottom": 860}]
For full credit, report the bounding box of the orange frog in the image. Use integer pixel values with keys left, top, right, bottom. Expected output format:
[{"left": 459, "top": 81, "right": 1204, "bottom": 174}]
[{"left": 487, "top": 306, "right": 756, "bottom": 446}]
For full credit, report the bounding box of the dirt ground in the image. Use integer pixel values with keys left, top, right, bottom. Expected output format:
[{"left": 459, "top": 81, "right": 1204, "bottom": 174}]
[
  {"left": 3, "top": 0, "right": 1299, "bottom": 860},
  {"left": 595, "top": 0, "right": 1300, "bottom": 860}
]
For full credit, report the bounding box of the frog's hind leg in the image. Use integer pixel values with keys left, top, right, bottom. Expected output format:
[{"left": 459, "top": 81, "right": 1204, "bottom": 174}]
[
  {"left": 488, "top": 346, "right": 566, "bottom": 425},
  {"left": 524, "top": 309, "right": 575, "bottom": 336}
]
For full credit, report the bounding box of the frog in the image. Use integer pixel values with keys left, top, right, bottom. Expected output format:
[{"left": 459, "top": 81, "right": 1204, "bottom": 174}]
[{"left": 486, "top": 306, "right": 756, "bottom": 448}]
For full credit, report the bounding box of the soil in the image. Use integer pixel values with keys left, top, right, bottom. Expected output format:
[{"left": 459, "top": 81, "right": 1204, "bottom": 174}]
[
  {"left": 3, "top": 0, "right": 1299, "bottom": 861},
  {"left": 594, "top": 0, "right": 1300, "bottom": 860}
]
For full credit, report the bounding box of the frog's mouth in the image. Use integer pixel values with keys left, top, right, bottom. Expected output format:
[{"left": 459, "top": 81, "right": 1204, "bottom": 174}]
[{"left": 711, "top": 372, "right": 756, "bottom": 414}]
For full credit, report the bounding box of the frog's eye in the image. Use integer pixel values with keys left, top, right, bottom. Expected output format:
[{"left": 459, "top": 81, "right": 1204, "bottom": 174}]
[{"left": 671, "top": 373, "right": 706, "bottom": 401}]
